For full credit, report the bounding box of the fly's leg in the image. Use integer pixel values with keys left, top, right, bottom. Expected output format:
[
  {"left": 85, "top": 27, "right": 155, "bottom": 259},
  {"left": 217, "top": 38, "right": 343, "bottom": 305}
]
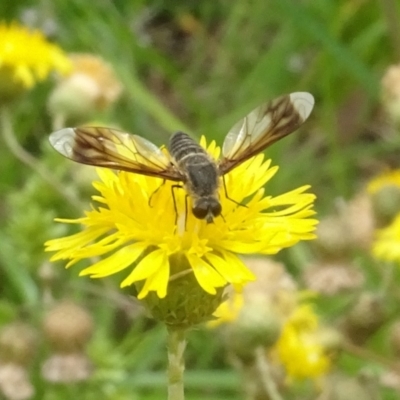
[
  {"left": 222, "top": 175, "right": 248, "bottom": 208},
  {"left": 171, "top": 184, "right": 187, "bottom": 229},
  {"left": 149, "top": 180, "right": 166, "bottom": 207}
]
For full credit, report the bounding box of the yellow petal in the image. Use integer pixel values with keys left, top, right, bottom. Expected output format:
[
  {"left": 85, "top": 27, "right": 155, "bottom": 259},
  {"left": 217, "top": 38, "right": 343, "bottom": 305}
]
[
  {"left": 121, "top": 248, "right": 166, "bottom": 287},
  {"left": 187, "top": 254, "right": 226, "bottom": 294},
  {"left": 205, "top": 252, "right": 255, "bottom": 285},
  {"left": 80, "top": 242, "right": 146, "bottom": 277},
  {"left": 137, "top": 258, "right": 170, "bottom": 299}
]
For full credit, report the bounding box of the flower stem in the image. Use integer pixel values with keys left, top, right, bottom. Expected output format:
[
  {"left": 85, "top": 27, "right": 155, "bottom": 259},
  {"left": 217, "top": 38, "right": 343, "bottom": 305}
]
[
  {"left": 254, "top": 347, "right": 283, "bottom": 400},
  {"left": 0, "top": 105, "right": 81, "bottom": 210},
  {"left": 379, "top": 0, "right": 400, "bottom": 59},
  {"left": 52, "top": 112, "right": 66, "bottom": 131},
  {"left": 167, "top": 327, "right": 186, "bottom": 400}
]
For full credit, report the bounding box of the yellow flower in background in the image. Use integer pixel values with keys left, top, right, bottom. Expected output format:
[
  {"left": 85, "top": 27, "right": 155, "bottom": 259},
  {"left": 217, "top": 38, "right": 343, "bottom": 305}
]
[
  {"left": 45, "top": 138, "right": 317, "bottom": 299},
  {"left": 275, "top": 304, "right": 330, "bottom": 379},
  {"left": 211, "top": 291, "right": 245, "bottom": 327},
  {"left": 367, "top": 169, "right": 400, "bottom": 194},
  {"left": 367, "top": 169, "right": 400, "bottom": 226},
  {"left": 373, "top": 215, "right": 400, "bottom": 262},
  {"left": 0, "top": 22, "right": 71, "bottom": 91}
]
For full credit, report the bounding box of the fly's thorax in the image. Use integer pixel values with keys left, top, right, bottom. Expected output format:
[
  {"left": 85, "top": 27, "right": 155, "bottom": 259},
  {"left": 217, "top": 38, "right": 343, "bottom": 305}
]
[
  {"left": 185, "top": 161, "right": 219, "bottom": 196},
  {"left": 186, "top": 163, "right": 221, "bottom": 223},
  {"left": 169, "top": 131, "right": 220, "bottom": 196}
]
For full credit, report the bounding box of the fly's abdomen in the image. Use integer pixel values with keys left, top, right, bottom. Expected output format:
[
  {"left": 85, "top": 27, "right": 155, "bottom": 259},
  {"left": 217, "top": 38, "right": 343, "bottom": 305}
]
[{"left": 169, "top": 132, "right": 208, "bottom": 164}]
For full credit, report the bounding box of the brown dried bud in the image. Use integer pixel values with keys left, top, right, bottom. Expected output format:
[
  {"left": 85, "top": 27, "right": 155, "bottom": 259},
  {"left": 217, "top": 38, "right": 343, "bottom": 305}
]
[
  {"left": 41, "top": 352, "right": 92, "bottom": 383},
  {"left": 48, "top": 53, "right": 122, "bottom": 124},
  {"left": 43, "top": 300, "right": 93, "bottom": 352},
  {"left": 320, "top": 372, "right": 379, "bottom": 400},
  {"left": 0, "top": 322, "right": 37, "bottom": 366},
  {"left": 340, "top": 293, "right": 387, "bottom": 344},
  {"left": 37, "top": 262, "right": 58, "bottom": 287},
  {"left": 227, "top": 299, "right": 282, "bottom": 362},
  {"left": 242, "top": 258, "right": 298, "bottom": 317},
  {"left": 381, "top": 368, "right": 400, "bottom": 392},
  {"left": 370, "top": 184, "right": 400, "bottom": 226},
  {"left": 315, "top": 194, "right": 375, "bottom": 258},
  {"left": 344, "top": 193, "right": 375, "bottom": 249},
  {"left": 0, "top": 363, "right": 34, "bottom": 400},
  {"left": 389, "top": 321, "right": 400, "bottom": 358},
  {"left": 303, "top": 260, "right": 364, "bottom": 296},
  {"left": 314, "top": 216, "right": 353, "bottom": 259}
]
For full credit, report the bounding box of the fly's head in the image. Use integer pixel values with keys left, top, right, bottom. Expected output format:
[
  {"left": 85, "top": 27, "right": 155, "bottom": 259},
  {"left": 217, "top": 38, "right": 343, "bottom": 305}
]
[{"left": 192, "top": 196, "right": 222, "bottom": 224}]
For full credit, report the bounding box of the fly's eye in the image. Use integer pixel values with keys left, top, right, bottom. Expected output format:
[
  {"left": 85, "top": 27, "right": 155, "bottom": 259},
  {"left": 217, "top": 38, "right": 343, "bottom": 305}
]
[
  {"left": 210, "top": 201, "right": 222, "bottom": 217},
  {"left": 192, "top": 202, "right": 208, "bottom": 219},
  {"left": 192, "top": 198, "right": 222, "bottom": 220}
]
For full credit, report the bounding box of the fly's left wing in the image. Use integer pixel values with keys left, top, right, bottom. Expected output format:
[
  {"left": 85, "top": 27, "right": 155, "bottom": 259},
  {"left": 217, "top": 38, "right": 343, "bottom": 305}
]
[
  {"left": 218, "top": 92, "right": 314, "bottom": 174},
  {"left": 49, "top": 127, "right": 184, "bottom": 181}
]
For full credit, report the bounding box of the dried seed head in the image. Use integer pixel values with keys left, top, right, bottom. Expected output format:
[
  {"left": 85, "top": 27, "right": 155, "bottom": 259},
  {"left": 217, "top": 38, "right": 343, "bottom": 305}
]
[
  {"left": 381, "top": 369, "right": 400, "bottom": 392},
  {"left": 48, "top": 53, "right": 122, "bottom": 123},
  {"left": 226, "top": 298, "right": 282, "bottom": 362},
  {"left": 371, "top": 184, "right": 400, "bottom": 226},
  {"left": 0, "top": 363, "right": 34, "bottom": 400},
  {"left": 389, "top": 320, "right": 400, "bottom": 358},
  {"left": 340, "top": 293, "right": 387, "bottom": 344},
  {"left": 314, "top": 215, "right": 353, "bottom": 259},
  {"left": 314, "top": 194, "right": 375, "bottom": 258},
  {"left": 344, "top": 193, "right": 375, "bottom": 249},
  {"left": 303, "top": 260, "right": 364, "bottom": 295},
  {"left": 41, "top": 352, "right": 93, "bottom": 383},
  {"left": 320, "top": 373, "right": 379, "bottom": 400},
  {"left": 43, "top": 300, "right": 93, "bottom": 352},
  {"left": 242, "top": 258, "right": 298, "bottom": 317},
  {"left": 0, "top": 323, "right": 37, "bottom": 366}
]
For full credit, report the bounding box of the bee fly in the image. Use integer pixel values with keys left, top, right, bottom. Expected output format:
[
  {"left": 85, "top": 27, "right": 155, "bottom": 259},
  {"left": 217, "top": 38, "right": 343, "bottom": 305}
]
[
  {"left": 169, "top": 131, "right": 221, "bottom": 222},
  {"left": 49, "top": 92, "right": 314, "bottom": 223}
]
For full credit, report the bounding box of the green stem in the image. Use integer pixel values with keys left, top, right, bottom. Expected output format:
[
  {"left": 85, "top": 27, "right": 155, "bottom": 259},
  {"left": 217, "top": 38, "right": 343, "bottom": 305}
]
[
  {"left": 254, "top": 347, "right": 283, "bottom": 400},
  {"left": 52, "top": 112, "right": 66, "bottom": 132},
  {"left": 167, "top": 327, "right": 186, "bottom": 400},
  {"left": 0, "top": 105, "right": 81, "bottom": 210},
  {"left": 379, "top": 0, "right": 400, "bottom": 60}
]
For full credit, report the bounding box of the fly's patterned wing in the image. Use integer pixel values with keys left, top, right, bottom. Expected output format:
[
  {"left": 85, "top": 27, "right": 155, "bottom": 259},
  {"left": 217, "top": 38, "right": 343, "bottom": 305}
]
[
  {"left": 219, "top": 92, "right": 314, "bottom": 174},
  {"left": 49, "top": 127, "right": 184, "bottom": 181}
]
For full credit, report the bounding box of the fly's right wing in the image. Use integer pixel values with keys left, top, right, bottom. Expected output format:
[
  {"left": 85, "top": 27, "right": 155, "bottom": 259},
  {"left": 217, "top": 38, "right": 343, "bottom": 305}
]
[{"left": 219, "top": 92, "right": 314, "bottom": 174}]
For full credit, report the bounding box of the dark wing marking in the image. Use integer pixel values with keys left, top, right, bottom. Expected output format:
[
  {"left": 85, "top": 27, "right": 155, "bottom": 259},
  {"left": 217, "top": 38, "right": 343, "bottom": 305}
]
[
  {"left": 218, "top": 92, "right": 314, "bottom": 174},
  {"left": 49, "top": 127, "right": 184, "bottom": 181}
]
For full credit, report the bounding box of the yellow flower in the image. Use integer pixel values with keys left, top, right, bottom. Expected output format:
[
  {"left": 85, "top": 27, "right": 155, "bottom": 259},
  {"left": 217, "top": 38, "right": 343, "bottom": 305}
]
[
  {"left": 275, "top": 304, "right": 330, "bottom": 379},
  {"left": 45, "top": 138, "right": 318, "bottom": 299},
  {"left": 0, "top": 22, "right": 71, "bottom": 91},
  {"left": 367, "top": 169, "right": 400, "bottom": 194},
  {"left": 373, "top": 214, "right": 400, "bottom": 262}
]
